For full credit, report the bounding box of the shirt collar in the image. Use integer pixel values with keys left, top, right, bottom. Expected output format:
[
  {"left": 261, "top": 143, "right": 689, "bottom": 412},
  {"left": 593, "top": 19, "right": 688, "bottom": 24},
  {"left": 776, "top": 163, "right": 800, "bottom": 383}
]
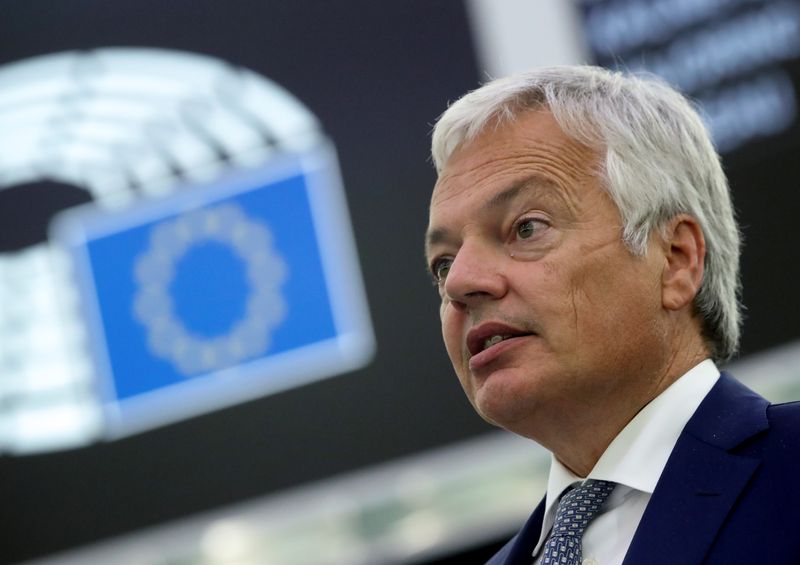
[{"left": 534, "top": 359, "right": 720, "bottom": 554}]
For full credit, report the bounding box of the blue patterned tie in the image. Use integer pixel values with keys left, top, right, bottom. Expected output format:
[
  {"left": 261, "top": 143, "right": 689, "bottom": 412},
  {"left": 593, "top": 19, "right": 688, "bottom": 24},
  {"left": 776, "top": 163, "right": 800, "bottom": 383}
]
[{"left": 542, "top": 479, "right": 615, "bottom": 565}]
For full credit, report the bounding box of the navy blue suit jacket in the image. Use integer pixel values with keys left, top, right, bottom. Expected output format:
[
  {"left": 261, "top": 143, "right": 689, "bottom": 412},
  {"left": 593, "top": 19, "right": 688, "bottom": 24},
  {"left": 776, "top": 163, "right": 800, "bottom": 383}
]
[{"left": 487, "top": 373, "right": 800, "bottom": 564}]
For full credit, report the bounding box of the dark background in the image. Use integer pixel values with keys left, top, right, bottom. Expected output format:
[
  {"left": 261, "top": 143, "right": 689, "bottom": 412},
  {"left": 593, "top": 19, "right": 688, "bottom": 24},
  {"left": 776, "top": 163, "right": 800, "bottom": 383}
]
[
  {"left": 1, "top": 1, "right": 798, "bottom": 563},
  {"left": 0, "top": 2, "right": 490, "bottom": 561}
]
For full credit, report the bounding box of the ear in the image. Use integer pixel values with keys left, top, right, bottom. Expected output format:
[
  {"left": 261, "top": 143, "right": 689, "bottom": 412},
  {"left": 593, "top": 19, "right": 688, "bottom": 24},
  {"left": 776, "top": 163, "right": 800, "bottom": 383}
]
[{"left": 661, "top": 215, "right": 705, "bottom": 311}]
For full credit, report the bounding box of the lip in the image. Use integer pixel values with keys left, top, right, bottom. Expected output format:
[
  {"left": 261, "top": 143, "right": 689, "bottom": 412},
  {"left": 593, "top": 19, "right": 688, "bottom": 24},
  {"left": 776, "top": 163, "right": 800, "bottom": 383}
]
[
  {"left": 466, "top": 321, "right": 530, "bottom": 356},
  {"left": 466, "top": 321, "right": 534, "bottom": 371},
  {"left": 468, "top": 334, "right": 530, "bottom": 372}
]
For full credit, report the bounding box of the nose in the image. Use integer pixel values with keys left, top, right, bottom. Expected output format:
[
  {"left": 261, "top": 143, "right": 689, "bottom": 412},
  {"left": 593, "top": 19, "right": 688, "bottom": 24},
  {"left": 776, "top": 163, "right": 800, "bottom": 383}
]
[{"left": 444, "top": 241, "right": 507, "bottom": 308}]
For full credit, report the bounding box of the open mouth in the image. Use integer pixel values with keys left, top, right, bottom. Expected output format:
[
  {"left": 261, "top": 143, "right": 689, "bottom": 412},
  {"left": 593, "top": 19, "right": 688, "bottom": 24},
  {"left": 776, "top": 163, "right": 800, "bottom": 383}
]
[
  {"left": 482, "top": 334, "right": 516, "bottom": 350},
  {"left": 466, "top": 324, "right": 534, "bottom": 357}
]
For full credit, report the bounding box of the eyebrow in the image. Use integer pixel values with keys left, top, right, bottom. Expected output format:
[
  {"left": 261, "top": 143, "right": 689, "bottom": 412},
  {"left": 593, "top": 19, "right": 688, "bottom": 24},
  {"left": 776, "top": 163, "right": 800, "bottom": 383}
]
[{"left": 425, "top": 175, "right": 555, "bottom": 252}]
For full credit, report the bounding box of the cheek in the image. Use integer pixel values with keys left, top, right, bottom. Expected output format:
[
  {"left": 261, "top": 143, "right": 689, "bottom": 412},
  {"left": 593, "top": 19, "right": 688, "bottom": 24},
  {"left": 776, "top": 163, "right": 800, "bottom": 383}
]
[
  {"left": 541, "top": 248, "right": 622, "bottom": 321},
  {"left": 440, "top": 309, "right": 476, "bottom": 397},
  {"left": 519, "top": 260, "right": 576, "bottom": 331},
  {"left": 569, "top": 255, "right": 663, "bottom": 351},
  {"left": 440, "top": 305, "right": 463, "bottom": 363}
]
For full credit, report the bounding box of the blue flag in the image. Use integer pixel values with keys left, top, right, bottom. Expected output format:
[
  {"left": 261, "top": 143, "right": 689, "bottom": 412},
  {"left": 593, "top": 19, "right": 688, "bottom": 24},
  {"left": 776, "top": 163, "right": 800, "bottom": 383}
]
[{"left": 54, "top": 143, "right": 375, "bottom": 437}]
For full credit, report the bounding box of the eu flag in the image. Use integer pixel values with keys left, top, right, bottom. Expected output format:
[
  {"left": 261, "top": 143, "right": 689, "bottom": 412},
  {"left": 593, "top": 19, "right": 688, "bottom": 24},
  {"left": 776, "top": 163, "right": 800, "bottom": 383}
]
[{"left": 54, "top": 143, "right": 375, "bottom": 437}]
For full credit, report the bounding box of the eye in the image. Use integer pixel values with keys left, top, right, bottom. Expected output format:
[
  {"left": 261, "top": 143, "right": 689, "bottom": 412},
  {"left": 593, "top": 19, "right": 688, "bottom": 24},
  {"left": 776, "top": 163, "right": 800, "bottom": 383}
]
[
  {"left": 514, "top": 217, "right": 548, "bottom": 240},
  {"left": 430, "top": 257, "right": 453, "bottom": 284}
]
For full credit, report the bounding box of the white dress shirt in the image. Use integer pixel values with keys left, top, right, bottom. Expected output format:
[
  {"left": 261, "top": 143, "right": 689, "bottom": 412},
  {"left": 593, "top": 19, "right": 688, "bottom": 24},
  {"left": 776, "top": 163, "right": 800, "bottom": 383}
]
[{"left": 532, "top": 359, "right": 721, "bottom": 565}]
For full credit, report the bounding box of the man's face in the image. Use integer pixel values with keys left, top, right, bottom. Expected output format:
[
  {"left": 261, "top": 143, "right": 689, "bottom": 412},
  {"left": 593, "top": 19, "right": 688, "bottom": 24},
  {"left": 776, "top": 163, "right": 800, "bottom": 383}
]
[{"left": 426, "top": 111, "right": 669, "bottom": 438}]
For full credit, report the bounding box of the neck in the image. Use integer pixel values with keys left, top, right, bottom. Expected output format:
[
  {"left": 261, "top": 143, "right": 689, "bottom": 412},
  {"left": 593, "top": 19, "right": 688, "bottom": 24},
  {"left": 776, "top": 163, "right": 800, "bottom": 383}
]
[{"left": 543, "top": 335, "right": 710, "bottom": 477}]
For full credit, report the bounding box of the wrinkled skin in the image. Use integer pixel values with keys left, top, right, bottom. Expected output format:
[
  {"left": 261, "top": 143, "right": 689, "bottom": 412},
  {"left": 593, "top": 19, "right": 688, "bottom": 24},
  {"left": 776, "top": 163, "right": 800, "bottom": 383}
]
[{"left": 425, "top": 111, "right": 707, "bottom": 475}]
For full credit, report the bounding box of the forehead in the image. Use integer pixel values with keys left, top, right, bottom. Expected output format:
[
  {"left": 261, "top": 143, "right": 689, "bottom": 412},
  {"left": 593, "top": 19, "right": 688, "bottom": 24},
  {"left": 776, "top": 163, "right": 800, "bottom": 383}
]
[
  {"left": 432, "top": 111, "right": 598, "bottom": 202},
  {"left": 427, "top": 111, "right": 602, "bottom": 241}
]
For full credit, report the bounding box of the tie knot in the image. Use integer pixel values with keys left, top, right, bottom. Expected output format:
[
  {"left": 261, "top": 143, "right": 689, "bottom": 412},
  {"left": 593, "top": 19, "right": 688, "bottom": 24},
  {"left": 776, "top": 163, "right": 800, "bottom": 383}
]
[{"left": 551, "top": 479, "right": 615, "bottom": 538}]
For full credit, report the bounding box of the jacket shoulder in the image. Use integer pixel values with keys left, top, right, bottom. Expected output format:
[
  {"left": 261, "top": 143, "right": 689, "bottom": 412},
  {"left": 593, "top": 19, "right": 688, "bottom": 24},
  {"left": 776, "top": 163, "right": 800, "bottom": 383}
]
[
  {"left": 766, "top": 400, "right": 800, "bottom": 438},
  {"left": 734, "top": 399, "right": 800, "bottom": 463},
  {"left": 768, "top": 399, "right": 800, "bottom": 415}
]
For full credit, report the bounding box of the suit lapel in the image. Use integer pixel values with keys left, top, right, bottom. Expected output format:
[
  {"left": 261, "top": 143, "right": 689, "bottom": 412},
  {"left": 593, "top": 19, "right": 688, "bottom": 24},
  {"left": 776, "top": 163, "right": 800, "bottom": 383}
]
[
  {"left": 623, "top": 373, "right": 769, "bottom": 565},
  {"left": 487, "top": 498, "right": 545, "bottom": 564}
]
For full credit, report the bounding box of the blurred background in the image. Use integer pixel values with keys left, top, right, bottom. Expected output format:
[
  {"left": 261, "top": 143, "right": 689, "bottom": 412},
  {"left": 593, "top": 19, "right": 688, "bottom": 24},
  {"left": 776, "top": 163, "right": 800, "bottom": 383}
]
[{"left": 1, "top": 0, "right": 799, "bottom": 563}]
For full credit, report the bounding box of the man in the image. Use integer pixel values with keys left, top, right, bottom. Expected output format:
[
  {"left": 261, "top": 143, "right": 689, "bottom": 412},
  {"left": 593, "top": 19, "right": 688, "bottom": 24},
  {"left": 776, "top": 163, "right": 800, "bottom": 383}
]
[{"left": 424, "top": 66, "right": 800, "bottom": 564}]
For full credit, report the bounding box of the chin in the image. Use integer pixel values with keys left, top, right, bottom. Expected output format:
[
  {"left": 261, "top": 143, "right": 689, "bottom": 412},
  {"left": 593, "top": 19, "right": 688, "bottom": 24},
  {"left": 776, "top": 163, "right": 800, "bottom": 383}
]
[
  {"left": 472, "top": 367, "right": 554, "bottom": 429},
  {"left": 473, "top": 387, "right": 530, "bottom": 429}
]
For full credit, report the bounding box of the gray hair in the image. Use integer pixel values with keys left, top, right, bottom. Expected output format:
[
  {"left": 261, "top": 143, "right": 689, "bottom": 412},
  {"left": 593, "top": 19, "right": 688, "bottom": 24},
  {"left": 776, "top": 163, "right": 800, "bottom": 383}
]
[{"left": 431, "top": 65, "right": 741, "bottom": 363}]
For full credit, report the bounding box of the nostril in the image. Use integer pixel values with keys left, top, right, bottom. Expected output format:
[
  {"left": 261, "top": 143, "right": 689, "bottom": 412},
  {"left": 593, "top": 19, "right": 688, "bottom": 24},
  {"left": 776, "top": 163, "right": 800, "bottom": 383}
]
[
  {"left": 465, "top": 289, "right": 490, "bottom": 297},
  {"left": 450, "top": 299, "right": 467, "bottom": 312}
]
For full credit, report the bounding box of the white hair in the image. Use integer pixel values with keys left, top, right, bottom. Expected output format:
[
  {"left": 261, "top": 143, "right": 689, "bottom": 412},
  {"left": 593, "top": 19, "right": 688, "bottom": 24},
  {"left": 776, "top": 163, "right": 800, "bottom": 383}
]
[{"left": 431, "top": 66, "right": 741, "bottom": 362}]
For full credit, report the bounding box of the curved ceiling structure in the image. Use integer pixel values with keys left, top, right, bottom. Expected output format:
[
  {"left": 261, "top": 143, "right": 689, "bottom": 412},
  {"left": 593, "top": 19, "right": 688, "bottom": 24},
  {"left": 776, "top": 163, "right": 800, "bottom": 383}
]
[{"left": 0, "top": 47, "right": 323, "bottom": 454}]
